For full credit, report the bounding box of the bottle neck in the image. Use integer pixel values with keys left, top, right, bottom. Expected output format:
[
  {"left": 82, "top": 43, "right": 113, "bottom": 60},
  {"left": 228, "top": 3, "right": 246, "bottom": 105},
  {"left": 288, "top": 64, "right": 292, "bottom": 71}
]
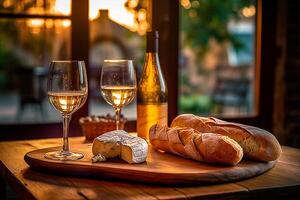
[{"left": 146, "top": 37, "right": 158, "bottom": 53}]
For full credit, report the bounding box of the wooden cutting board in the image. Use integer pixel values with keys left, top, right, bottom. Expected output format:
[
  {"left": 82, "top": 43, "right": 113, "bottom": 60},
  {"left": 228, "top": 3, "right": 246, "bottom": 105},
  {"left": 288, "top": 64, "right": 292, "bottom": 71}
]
[{"left": 24, "top": 143, "right": 276, "bottom": 185}]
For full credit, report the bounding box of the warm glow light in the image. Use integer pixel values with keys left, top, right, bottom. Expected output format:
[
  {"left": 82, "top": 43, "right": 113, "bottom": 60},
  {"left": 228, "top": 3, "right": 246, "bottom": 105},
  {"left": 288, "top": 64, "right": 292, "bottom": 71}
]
[
  {"left": 27, "top": 19, "right": 44, "bottom": 34},
  {"left": 59, "top": 99, "right": 68, "bottom": 111},
  {"left": 89, "top": 0, "right": 136, "bottom": 31},
  {"left": 52, "top": 0, "right": 138, "bottom": 32},
  {"left": 128, "top": 0, "right": 139, "bottom": 8},
  {"left": 3, "top": 0, "right": 13, "bottom": 8},
  {"left": 54, "top": 0, "right": 71, "bottom": 15},
  {"left": 62, "top": 20, "right": 71, "bottom": 27},
  {"left": 27, "top": 18, "right": 44, "bottom": 32},
  {"left": 242, "top": 5, "right": 256, "bottom": 18},
  {"left": 137, "top": 9, "right": 147, "bottom": 21},
  {"left": 45, "top": 19, "right": 54, "bottom": 29},
  {"left": 112, "top": 93, "right": 122, "bottom": 105},
  {"left": 28, "top": 19, "right": 44, "bottom": 27},
  {"left": 180, "top": 0, "right": 191, "bottom": 9}
]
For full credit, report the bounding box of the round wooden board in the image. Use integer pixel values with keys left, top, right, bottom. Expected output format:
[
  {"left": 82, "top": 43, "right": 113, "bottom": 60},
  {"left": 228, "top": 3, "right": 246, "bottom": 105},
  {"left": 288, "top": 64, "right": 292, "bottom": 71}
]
[{"left": 24, "top": 144, "right": 276, "bottom": 185}]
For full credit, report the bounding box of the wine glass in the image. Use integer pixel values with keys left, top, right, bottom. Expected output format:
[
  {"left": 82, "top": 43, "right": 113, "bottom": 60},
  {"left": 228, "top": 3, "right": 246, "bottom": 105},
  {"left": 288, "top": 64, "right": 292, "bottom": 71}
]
[
  {"left": 46, "top": 61, "right": 88, "bottom": 161},
  {"left": 100, "top": 60, "right": 136, "bottom": 130}
]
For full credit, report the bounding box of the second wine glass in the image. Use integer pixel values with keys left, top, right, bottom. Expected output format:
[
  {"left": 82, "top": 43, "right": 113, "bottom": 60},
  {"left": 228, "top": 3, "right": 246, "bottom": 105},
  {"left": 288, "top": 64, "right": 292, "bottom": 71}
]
[{"left": 100, "top": 60, "right": 136, "bottom": 130}]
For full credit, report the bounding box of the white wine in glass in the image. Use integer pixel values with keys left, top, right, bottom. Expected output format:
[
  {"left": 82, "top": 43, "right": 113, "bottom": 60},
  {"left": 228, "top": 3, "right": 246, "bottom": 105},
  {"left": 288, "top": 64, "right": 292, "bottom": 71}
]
[
  {"left": 46, "top": 61, "right": 88, "bottom": 161},
  {"left": 48, "top": 91, "right": 87, "bottom": 115},
  {"left": 100, "top": 60, "right": 136, "bottom": 130},
  {"left": 101, "top": 86, "right": 136, "bottom": 108}
]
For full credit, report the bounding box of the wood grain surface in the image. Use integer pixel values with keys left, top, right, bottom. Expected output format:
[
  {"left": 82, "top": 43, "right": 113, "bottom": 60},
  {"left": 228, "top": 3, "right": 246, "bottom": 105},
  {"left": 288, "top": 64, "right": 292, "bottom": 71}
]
[
  {"left": 1, "top": 137, "right": 300, "bottom": 200},
  {"left": 24, "top": 144, "right": 276, "bottom": 185}
]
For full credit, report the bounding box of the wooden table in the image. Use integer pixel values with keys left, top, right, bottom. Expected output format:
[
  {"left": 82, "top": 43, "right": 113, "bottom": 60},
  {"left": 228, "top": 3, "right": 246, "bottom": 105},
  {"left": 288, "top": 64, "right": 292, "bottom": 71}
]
[{"left": 1, "top": 137, "right": 300, "bottom": 200}]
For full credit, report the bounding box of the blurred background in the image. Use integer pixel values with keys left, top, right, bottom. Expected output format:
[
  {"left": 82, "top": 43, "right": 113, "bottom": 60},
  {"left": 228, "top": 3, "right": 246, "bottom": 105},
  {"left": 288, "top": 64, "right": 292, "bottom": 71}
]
[
  {"left": 0, "top": 0, "right": 255, "bottom": 122},
  {"left": 0, "top": 0, "right": 144, "bottom": 123},
  {"left": 179, "top": 0, "right": 255, "bottom": 117},
  {"left": 0, "top": 0, "right": 299, "bottom": 147}
]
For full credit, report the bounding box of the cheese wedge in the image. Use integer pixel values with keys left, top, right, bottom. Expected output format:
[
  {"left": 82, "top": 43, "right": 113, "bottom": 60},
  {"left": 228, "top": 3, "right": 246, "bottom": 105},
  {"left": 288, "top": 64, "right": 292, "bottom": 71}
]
[{"left": 92, "top": 130, "right": 148, "bottom": 163}]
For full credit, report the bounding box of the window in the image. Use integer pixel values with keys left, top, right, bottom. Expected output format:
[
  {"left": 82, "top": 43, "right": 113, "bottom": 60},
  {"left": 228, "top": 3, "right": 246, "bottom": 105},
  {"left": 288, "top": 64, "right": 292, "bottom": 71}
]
[
  {"left": 0, "top": 0, "right": 77, "bottom": 139},
  {"left": 179, "top": 0, "right": 257, "bottom": 117},
  {"left": 0, "top": 0, "right": 145, "bottom": 138},
  {"left": 153, "top": 0, "right": 276, "bottom": 131},
  {"left": 0, "top": 1, "right": 71, "bottom": 124}
]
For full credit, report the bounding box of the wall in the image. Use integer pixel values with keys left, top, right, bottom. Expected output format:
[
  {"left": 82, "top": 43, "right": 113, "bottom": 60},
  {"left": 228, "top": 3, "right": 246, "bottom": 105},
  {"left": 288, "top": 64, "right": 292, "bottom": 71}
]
[{"left": 274, "top": 0, "right": 300, "bottom": 147}]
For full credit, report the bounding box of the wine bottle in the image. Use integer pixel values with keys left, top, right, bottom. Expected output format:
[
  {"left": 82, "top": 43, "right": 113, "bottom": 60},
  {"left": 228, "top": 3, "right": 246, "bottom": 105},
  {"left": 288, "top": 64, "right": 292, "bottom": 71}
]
[{"left": 137, "top": 31, "right": 168, "bottom": 140}]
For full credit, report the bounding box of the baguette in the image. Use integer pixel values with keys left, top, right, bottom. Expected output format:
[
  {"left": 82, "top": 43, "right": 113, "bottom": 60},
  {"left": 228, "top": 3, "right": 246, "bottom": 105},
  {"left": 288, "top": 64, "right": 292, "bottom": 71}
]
[
  {"left": 149, "top": 124, "right": 243, "bottom": 165},
  {"left": 171, "top": 114, "right": 282, "bottom": 161}
]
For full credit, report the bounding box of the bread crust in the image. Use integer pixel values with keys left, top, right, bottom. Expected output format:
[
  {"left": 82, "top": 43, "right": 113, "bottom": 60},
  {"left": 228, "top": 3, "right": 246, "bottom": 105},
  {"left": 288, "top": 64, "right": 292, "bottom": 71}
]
[
  {"left": 171, "top": 114, "right": 282, "bottom": 161},
  {"left": 150, "top": 124, "right": 243, "bottom": 165}
]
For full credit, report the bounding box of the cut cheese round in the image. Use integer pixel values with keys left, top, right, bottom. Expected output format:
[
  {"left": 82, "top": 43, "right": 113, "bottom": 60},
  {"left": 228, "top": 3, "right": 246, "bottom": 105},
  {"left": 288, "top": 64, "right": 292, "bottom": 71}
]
[{"left": 92, "top": 130, "right": 148, "bottom": 164}]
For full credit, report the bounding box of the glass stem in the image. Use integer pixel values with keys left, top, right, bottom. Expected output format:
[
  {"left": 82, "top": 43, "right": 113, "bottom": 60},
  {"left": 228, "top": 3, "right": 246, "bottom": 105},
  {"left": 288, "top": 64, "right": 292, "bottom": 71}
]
[
  {"left": 62, "top": 115, "right": 71, "bottom": 153},
  {"left": 115, "top": 108, "right": 121, "bottom": 130}
]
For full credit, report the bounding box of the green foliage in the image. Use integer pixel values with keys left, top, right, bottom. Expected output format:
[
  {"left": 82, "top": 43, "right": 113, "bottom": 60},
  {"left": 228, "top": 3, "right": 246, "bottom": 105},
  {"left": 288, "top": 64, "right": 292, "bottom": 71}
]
[
  {"left": 179, "top": 94, "right": 213, "bottom": 115},
  {"left": 181, "top": 0, "right": 253, "bottom": 56},
  {"left": 179, "top": 72, "right": 191, "bottom": 88}
]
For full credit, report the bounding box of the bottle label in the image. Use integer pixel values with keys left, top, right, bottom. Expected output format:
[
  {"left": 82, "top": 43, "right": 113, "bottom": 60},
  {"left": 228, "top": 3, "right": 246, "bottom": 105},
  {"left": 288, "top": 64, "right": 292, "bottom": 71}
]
[{"left": 137, "top": 103, "right": 168, "bottom": 141}]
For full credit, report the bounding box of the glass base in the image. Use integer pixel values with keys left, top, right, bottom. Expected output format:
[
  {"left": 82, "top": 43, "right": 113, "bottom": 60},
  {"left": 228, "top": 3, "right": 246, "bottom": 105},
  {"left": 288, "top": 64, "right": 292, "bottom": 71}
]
[{"left": 45, "top": 150, "right": 84, "bottom": 161}]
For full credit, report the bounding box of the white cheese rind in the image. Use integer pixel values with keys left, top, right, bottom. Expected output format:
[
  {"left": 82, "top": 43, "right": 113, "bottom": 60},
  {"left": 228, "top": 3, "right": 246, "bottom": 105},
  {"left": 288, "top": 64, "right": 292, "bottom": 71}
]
[
  {"left": 121, "top": 137, "right": 148, "bottom": 163},
  {"left": 92, "top": 130, "right": 148, "bottom": 163}
]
